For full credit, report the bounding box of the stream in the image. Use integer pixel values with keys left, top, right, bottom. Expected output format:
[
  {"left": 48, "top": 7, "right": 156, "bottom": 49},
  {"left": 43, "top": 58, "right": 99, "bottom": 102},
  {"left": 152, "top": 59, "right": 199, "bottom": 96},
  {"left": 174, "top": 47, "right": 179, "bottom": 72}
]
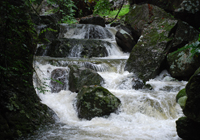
[{"left": 25, "top": 24, "right": 186, "bottom": 140}]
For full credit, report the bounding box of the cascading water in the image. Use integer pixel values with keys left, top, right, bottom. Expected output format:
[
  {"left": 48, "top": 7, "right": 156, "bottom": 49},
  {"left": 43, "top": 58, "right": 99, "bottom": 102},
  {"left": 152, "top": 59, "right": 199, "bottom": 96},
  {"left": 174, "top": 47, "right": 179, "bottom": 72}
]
[{"left": 24, "top": 23, "right": 186, "bottom": 140}]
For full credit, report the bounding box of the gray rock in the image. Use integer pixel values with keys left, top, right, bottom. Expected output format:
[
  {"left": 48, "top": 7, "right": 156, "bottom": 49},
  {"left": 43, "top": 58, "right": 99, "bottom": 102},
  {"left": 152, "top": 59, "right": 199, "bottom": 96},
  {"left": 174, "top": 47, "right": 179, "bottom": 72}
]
[
  {"left": 169, "top": 21, "right": 200, "bottom": 52},
  {"left": 129, "top": 0, "right": 200, "bottom": 30},
  {"left": 124, "top": 4, "right": 173, "bottom": 37},
  {"left": 125, "top": 18, "right": 177, "bottom": 82},
  {"left": 167, "top": 41, "right": 200, "bottom": 80},
  {"left": 68, "top": 65, "right": 104, "bottom": 93},
  {"left": 115, "top": 29, "right": 136, "bottom": 52},
  {"left": 50, "top": 68, "right": 69, "bottom": 93},
  {"left": 76, "top": 86, "right": 121, "bottom": 120}
]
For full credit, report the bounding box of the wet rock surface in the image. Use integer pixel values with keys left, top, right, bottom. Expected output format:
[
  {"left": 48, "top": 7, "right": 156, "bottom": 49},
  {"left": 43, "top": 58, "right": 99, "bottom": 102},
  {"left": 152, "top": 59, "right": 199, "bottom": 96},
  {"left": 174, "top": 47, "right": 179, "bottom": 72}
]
[
  {"left": 176, "top": 68, "right": 200, "bottom": 139},
  {"left": 50, "top": 68, "right": 69, "bottom": 93},
  {"left": 35, "top": 38, "right": 110, "bottom": 58},
  {"left": 125, "top": 18, "right": 177, "bottom": 82},
  {"left": 169, "top": 21, "right": 200, "bottom": 53},
  {"left": 115, "top": 29, "right": 136, "bottom": 52},
  {"left": 124, "top": 4, "right": 173, "bottom": 37},
  {"left": 183, "top": 68, "right": 200, "bottom": 122},
  {"left": 167, "top": 46, "right": 200, "bottom": 80},
  {"left": 59, "top": 24, "right": 113, "bottom": 39},
  {"left": 130, "top": 0, "right": 200, "bottom": 30},
  {"left": 76, "top": 86, "right": 121, "bottom": 120},
  {"left": 176, "top": 117, "right": 200, "bottom": 140},
  {"left": 68, "top": 65, "right": 104, "bottom": 93}
]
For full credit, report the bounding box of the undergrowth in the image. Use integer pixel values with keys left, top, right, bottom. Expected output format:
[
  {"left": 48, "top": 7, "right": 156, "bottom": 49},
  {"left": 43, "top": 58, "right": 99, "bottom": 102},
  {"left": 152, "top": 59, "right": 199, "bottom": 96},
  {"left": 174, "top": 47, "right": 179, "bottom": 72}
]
[{"left": 96, "top": 4, "right": 130, "bottom": 19}]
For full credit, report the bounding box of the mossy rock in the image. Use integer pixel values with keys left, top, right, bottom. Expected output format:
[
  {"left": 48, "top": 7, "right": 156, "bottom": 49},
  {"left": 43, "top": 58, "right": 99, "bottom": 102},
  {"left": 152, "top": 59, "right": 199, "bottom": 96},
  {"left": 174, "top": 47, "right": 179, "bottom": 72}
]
[
  {"left": 125, "top": 18, "right": 177, "bottom": 82},
  {"left": 176, "top": 88, "right": 186, "bottom": 102},
  {"left": 178, "top": 96, "right": 187, "bottom": 109},
  {"left": 176, "top": 116, "right": 200, "bottom": 140},
  {"left": 68, "top": 65, "right": 104, "bottom": 92},
  {"left": 129, "top": 0, "right": 200, "bottom": 30},
  {"left": 76, "top": 86, "right": 121, "bottom": 120},
  {"left": 167, "top": 45, "right": 200, "bottom": 80},
  {"left": 125, "top": 4, "right": 173, "bottom": 37},
  {"left": 183, "top": 67, "right": 200, "bottom": 122}
]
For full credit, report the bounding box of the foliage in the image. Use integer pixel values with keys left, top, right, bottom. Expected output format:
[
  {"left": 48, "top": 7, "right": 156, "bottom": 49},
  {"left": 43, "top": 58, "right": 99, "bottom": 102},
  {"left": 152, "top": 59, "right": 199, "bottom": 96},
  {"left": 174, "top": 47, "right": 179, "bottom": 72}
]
[
  {"left": 29, "top": 0, "right": 43, "bottom": 5},
  {"left": 170, "top": 33, "right": 200, "bottom": 58},
  {"left": 46, "top": 0, "right": 77, "bottom": 23},
  {"left": 0, "top": 0, "right": 37, "bottom": 89},
  {"left": 93, "top": 0, "right": 113, "bottom": 15},
  {"left": 0, "top": 1, "right": 54, "bottom": 138},
  {"left": 97, "top": 4, "right": 129, "bottom": 19}
]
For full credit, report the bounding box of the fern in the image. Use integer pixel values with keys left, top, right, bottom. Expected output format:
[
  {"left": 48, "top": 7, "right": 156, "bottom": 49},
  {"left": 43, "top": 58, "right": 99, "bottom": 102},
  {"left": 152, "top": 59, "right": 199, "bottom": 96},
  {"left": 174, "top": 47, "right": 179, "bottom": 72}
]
[{"left": 170, "top": 34, "right": 200, "bottom": 58}]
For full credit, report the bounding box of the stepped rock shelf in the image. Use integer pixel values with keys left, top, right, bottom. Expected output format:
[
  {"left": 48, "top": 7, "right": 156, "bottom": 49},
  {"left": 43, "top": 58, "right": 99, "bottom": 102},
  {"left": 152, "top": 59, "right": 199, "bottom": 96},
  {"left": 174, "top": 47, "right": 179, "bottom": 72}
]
[{"left": 28, "top": 2, "right": 200, "bottom": 139}]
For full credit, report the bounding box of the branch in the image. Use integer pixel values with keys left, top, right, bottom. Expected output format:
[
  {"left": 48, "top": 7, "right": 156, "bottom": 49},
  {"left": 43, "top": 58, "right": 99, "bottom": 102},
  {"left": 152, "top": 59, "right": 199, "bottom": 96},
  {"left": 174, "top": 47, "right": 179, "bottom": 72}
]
[
  {"left": 109, "top": 0, "right": 125, "bottom": 23},
  {"left": 28, "top": 0, "right": 41, "bottom": 17}
]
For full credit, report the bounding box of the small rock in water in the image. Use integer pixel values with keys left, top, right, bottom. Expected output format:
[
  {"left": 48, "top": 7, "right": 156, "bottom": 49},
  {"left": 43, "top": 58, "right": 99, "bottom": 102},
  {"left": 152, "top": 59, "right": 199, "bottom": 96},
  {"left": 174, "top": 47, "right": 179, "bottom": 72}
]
[{"left": 50, "top": 68, "right": 68, "bottom": 93}]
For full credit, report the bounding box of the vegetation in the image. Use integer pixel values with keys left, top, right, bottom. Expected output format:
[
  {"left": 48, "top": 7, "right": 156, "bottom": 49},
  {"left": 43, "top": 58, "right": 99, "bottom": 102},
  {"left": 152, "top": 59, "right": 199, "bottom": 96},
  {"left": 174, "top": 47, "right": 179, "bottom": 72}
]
[
  {"left": 47, "top": 0, "right": 76, "bottom": 22},
  {"left": 0, "top": 0, "right": 54, "bottom": 139},
  {"left": 95, "top": 4, "right": 130, "bottom": 19},
  {"left": 31, "top": 0, "right": 129, "bottom": 23},
  {"left": 170, "top": 33, "right": 200, "bottom": 58}
]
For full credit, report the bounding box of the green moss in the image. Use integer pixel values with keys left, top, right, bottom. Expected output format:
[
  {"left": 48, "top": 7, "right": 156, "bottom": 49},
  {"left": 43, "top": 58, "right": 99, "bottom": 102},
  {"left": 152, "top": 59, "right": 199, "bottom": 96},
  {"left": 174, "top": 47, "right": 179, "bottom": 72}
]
[
  {"left": 176, "top": 88, "right": 186, "bottom": 102},
  {"left": 76, "top": 86, "right": 121, "bottom": 120},
  {"left": 178, "top": 96, "right": 187, "bottom": 109}
]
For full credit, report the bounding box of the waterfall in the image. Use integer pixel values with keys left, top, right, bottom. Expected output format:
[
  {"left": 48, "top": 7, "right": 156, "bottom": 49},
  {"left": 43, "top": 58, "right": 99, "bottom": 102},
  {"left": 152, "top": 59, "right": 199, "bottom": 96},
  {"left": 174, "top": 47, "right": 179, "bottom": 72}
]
[{"left": 26, "top": 23, "right": 186, "bottom": 140}]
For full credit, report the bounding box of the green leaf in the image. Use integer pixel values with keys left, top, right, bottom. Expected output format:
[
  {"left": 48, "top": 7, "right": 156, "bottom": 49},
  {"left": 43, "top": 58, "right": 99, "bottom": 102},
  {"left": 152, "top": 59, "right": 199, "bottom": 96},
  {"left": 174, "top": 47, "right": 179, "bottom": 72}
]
[{"left": 51, "top": 78, "right": 64, "bottom": 85}]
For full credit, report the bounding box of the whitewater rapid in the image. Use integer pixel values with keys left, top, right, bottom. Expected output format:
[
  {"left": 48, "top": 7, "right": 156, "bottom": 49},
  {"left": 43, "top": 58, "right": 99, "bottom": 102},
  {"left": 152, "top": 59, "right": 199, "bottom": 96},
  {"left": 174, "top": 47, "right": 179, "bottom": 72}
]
[{"left": 24, "top": 23, "right": 186, "bottom": 140}]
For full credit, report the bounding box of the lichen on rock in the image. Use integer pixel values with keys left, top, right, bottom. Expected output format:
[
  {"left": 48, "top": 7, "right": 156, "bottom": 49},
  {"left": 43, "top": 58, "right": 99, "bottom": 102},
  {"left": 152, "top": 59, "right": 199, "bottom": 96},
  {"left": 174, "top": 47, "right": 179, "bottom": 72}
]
[{"left": 76, "top": 86, "right": 121, "bottom": 120}]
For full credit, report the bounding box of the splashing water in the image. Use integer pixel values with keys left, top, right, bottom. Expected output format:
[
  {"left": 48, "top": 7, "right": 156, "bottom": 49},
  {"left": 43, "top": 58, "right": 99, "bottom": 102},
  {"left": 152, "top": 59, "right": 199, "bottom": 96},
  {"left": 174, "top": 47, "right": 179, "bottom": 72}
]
[{"left": 23, "top": 24, "right": 186, "bottom": 140}]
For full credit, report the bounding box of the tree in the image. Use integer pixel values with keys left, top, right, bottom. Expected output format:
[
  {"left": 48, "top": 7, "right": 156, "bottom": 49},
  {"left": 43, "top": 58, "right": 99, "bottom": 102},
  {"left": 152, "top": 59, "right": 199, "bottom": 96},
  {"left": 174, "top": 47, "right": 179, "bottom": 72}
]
[
  {"left": 47, "top": 0, "right": 76, "bottom": 22},
  {"left": 0, "top": 0, "right": 54, "bottom": 139}
]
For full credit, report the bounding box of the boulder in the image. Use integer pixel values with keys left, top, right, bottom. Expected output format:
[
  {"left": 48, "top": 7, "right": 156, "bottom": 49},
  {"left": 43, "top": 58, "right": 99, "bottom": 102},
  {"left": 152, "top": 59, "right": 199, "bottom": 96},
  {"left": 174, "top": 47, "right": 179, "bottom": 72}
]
[
  {"left": 50, "top": 68, "right": 69, "bottom": 93},
  {"left": 115, "top": 29, "right": 136, "bottom": 52},
  {"left": 129, "top": 0, "right": 200, "bottom": 30},
  {"left": 35, "top": 38, "right": 110, "bottom": 58},
  {"left": 183, "top": 68, "right": 200, "bottom": 122},
  {"left": 115, "top": 24, "right": 140, "bottom": 44},
  {"left": 176, "top": 117, "right": 200, "bottom": 140},
  {"left": 174, "top": 0, "right": 200, "bottom": 30},
  {"left": 125, "top": 18, "right": 177, "bottom": 82},
  {"left": 68, "top": 65, "right": 104, "bottom": 92},
  {"left": 132, "top": 78, "right": 144, "bottom": 90},
  {"left": 76, "top": 86, "right": 121, "bottom": 120},
  {"left": 124, "top": 4, "right": 173, "bottom": 37},
  {"left": 169, "top": 21, "right": 200, "bottom": 53},
  {"left": 129, "top": 0, "right": 186, "bottom": 11},
  {"left": 79, "top": 16, "right": 105, "bottom": 27},
  {"left": 167, "top": 42, "right": 200, "bottom": 80}
]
